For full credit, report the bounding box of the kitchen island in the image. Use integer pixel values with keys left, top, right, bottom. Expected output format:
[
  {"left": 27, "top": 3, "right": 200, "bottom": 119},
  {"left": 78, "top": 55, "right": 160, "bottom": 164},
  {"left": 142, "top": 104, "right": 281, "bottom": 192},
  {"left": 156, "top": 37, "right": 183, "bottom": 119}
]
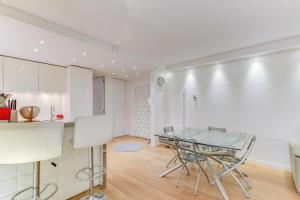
[{"left": 0, "top": 121, "right": 106, "bottom": 200}]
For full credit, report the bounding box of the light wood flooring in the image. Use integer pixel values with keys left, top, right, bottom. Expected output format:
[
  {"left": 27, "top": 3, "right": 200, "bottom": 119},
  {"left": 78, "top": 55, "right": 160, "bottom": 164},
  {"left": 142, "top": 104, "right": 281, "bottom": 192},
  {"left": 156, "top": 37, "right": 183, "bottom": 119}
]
[{"left": 70, "top": 136, "right": 300, "bottom": 200}]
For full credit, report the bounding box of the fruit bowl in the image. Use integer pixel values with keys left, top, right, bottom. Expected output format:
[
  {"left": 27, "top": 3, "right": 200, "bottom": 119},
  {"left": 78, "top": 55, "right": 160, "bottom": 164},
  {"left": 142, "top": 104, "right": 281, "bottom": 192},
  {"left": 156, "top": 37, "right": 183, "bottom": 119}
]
[{"left": 19, "top": 106, "right": 40, "bottom": 122}]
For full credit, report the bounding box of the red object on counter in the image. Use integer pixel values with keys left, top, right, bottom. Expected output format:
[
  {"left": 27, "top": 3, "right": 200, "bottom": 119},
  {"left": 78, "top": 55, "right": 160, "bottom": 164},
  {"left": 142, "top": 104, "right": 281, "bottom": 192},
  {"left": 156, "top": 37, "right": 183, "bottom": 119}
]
[
  {"left": 0, "top": 108, "right": 11, "bottom": 121},
  {"left": 56, "top": 114, "right": 64, "bottom": 120}
]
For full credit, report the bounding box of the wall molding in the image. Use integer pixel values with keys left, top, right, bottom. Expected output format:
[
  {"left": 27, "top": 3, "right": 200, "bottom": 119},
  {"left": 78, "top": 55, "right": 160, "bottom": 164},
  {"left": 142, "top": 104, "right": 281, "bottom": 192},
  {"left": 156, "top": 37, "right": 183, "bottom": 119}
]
[{"left": 167, "top": 35, "right": 300, "bottom": 71}]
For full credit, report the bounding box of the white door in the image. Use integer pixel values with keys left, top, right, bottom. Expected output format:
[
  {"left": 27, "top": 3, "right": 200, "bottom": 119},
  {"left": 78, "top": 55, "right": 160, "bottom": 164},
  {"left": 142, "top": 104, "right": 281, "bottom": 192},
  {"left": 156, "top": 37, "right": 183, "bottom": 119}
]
[
  {"left": 112, "top": 79, "right": 126, "bottom": 137},
  {"left": 135, "top": 85, "right": 151, "bottom": 139}
]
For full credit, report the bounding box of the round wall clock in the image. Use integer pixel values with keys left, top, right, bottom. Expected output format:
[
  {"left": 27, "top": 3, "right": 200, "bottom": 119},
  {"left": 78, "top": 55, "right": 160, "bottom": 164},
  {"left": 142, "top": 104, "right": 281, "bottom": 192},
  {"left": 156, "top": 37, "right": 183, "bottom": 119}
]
[{"left": 157, "top": 76, "right": 165, "bottom": 87}]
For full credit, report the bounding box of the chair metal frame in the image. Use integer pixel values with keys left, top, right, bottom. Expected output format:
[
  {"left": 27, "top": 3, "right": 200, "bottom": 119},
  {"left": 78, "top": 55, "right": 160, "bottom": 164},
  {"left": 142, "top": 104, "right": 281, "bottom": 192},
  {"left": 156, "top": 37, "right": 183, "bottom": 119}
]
[
  {"left": 208, "top": 135, "right": 257, "bottom": 200},
  {"left": 174, "top": 137, "right": 211, "bottom": 195}
]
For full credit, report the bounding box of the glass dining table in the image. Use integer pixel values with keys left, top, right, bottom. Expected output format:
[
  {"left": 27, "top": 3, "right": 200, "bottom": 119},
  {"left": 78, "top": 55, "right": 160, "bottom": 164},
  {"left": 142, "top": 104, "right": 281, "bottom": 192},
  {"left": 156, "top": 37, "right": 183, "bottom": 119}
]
[{"left": 155, "top": 128, "right": 253, "bottom": 200}]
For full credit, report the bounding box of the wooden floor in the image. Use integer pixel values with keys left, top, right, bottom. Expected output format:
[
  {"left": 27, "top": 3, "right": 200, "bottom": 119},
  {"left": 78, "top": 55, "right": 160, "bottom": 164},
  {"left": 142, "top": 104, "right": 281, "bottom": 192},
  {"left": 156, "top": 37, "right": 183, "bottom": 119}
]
[{"left": 71, "top": 136, "right": 300, "bottom": 200}]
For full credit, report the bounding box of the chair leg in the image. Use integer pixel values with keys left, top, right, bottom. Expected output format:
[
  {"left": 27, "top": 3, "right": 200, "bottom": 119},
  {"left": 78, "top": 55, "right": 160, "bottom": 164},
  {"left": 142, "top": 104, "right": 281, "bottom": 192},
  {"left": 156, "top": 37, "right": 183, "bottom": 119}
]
[
  {"left": 236, "top": 168, "right": 252, "bottom": 189},
  {"left": 176, "top": 166, "right": 185, "bottom": 187},
  {"left": 230, "top": 172, "right": 250, "bottom": 198},
  {"left": 194, "top": 167, "right": 202, "bottom": 195},
  {"left": 206, "top": 159, "right": 229, "bottom": 200},
  {"left": 200, "top": 160, "right": 212, "bottom": 186},
  {"left": 166, "top": 155, "right": 178, "bottom": 168}
]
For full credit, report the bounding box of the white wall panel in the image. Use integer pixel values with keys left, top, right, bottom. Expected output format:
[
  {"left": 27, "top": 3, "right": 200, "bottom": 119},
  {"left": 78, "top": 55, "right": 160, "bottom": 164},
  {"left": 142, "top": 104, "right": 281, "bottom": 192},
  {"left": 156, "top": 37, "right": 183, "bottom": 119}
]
[{"left": 163, "top": 49, "right": 300, "bottom": 169}]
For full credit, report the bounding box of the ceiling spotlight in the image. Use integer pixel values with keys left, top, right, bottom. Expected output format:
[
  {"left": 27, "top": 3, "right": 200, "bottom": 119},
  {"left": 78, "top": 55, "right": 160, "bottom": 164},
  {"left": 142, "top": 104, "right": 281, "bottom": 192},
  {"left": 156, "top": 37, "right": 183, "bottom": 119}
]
[
  {"left": 132, "top": 66, "right": 137, "bottom": 69},
  {"left": 72, "top": 58, "right": 76, "bottom": 62},
  {"left": 112, "top": 60, "right": 115, "bottom": 64},
  {"left": 34, "top": 48, "right": 38, "bottom": 52},
  {"left": 136, "top": 72, "right": 140, "bottom": 75},
  {"left": 112, "top": 72, "right": 115, "bottom": 75},
  {"left": 40, "top": 40, "right": 45, "bottom": 45},
  {"left": 82, "top": 52, "right": 87, "bottom": 56}
]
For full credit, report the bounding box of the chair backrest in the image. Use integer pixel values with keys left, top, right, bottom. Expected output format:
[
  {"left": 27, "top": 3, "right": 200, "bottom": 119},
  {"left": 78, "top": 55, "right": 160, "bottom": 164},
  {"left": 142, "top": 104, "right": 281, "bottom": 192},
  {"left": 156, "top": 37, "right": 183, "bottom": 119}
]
[
  {"left": 208, "top": 126, "right": 226, "bottom": 132},
  {"left": 0, "top": 122, "right": 64, "bottom": 164},
  {"left": 164, "top": 126, "right": 174, "bottom": 134},
  {"left": 74, "top": 115, "right": 113, "bottom": 149}
]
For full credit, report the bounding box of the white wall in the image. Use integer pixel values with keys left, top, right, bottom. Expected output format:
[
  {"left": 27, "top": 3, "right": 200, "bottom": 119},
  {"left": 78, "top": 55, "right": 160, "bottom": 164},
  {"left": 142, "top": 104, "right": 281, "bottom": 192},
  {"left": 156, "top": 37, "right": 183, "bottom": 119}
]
[
  {"left": 162, "top": 49, "right": 300, "bottom": 169},
  {"left": 125, "top": 75, "right": 150, "bottom": 135}
]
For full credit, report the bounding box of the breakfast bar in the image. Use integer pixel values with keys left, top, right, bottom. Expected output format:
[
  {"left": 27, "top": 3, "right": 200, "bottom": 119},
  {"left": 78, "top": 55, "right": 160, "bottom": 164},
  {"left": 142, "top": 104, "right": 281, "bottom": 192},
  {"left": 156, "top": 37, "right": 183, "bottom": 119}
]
[{"left": 0, "top": 121, "right": 106, "bottom": 200}]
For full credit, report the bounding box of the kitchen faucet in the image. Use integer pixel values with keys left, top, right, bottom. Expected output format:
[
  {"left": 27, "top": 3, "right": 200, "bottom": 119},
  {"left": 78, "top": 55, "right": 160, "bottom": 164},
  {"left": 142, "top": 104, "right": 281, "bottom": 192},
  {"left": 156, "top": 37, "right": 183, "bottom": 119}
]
[{"left": 50, "top": 105, "right": 55, "bottom": 121}]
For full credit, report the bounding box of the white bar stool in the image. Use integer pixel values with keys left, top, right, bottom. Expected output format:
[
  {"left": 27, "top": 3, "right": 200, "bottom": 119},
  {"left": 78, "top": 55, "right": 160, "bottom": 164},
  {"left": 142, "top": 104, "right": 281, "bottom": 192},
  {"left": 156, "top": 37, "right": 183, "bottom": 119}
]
[
  {"left": 0, "top": 122, "right": 64, "bottom": 200},
  {"left": 73, "top": 115, "right": 113, "bottom": 200}
]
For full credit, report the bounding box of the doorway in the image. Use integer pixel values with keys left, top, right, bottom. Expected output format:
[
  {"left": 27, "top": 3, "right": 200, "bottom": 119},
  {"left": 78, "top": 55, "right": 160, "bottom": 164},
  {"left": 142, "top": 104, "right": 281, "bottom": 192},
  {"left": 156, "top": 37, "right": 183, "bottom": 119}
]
[{"left": 135, "top": 85, "right": 150, "bottom": 139}]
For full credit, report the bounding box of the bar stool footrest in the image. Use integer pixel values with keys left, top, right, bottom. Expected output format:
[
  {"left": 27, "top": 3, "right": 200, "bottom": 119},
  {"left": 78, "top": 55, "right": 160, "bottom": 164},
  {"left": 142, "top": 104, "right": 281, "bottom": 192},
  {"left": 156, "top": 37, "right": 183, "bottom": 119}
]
[
  {"left": 11, "top": 183, "right": 58, "bottom": 200},
  {"left": 76, "top": 165, "right": 106, "bottom": 181}
]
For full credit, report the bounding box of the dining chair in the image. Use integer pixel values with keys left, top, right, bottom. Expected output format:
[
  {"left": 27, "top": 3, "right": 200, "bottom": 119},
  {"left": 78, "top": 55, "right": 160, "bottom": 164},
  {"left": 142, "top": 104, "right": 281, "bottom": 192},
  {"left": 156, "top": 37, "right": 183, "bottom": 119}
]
[
  {"left": 208, "top": 126, "right": 226, "bottom": 132},
  {"left": 174, "top": 137, "right": 211, "bottom": 196},
  {"left": 209, "top": 135, "right": 257, "bottom": 199},
  {"left": 159, "top": 126, "right": 180, "bottom": 168},
  {"left": 208, "top": 126, "right": 251, "bottom": 179}
]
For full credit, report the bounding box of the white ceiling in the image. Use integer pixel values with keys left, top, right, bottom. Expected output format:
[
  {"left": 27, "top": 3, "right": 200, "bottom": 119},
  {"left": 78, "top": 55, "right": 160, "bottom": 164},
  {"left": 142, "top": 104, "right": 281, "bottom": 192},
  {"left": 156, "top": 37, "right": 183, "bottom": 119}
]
[{"left": 1, "top": 0, "right": 300, "bottom": 79}]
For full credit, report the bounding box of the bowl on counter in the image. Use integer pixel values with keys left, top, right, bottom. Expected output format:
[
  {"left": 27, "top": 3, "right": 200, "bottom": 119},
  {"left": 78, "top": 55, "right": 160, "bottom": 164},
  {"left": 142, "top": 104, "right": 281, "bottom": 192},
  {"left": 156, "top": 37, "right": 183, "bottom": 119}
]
[{"left": 19, "top": 106, "right": 40, "bottom": 122}]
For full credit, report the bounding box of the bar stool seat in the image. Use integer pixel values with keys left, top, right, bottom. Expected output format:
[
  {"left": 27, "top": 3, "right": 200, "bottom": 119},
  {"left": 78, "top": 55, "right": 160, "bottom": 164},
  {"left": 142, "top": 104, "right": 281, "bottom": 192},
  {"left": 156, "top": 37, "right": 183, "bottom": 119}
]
[
  {"left": 73, "top": 115, "right": 113, "bottom": 200},
  {"left": 0, "top": 122, "right": 64, "bottom": 200}
]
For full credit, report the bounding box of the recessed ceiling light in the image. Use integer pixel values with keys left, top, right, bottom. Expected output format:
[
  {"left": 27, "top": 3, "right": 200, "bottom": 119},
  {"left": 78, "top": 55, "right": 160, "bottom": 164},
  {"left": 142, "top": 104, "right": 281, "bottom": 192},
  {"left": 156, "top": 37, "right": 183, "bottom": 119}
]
[
  {"left": 34, "top": 48, "right": 38, "bottom": 52},
  {"left": 136, "top": 72, "right": 140, "bottom": 75},
  {"left": 112, "top": 60, "right": 115, "bottom": 64},
  {"left": 82, "top": 52, "right": 87, "bottom": 56},
  {"left": 72, "top": 58, "right": 76, "bottom": 62},
  {"left": 112, "top": 72, "right": 115, "bottom": 75},
  {"left": 40, "top": 40, "right": 45, "bottom": 45},
  {"left": 100, "top": 64, "right": 104, "bottom": 68},
  {"left": 132, "top": 66, "right": 137, "bottom": 69}
]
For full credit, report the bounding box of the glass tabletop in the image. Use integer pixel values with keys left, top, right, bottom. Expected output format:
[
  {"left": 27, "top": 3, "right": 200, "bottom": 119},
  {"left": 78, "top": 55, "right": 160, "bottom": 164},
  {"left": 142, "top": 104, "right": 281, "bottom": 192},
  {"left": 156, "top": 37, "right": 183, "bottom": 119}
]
[{"left": 155, "top": 128, "right": 252, "bottom": 151}]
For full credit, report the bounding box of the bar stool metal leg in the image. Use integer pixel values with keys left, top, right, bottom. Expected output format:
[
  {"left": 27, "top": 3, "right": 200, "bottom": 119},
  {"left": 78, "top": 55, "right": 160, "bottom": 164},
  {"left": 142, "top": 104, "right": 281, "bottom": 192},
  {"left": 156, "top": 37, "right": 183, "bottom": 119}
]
[
  {"left": 33, "top": 161, "right": 41, "bottom": 199},
  {"left": 80, "top": 147, "right": 107, "bottom": 200},
  {"left": 11, "top": 161, "right": 58, "bottom": 200}
]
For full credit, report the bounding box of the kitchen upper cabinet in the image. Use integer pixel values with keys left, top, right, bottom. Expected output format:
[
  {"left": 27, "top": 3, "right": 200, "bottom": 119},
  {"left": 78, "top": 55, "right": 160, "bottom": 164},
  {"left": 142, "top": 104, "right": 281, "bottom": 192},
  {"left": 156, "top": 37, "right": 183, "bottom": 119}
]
[
  {"left": 66, "top": 66, "right": 93, "bottom": 120},
  {"left": 38, "top": 63, "right": 66, "bottom": 93},
  {"left": 3, "top": 57, "right": 38, "bottom": 92},
  {"left": 0, "top": 56, "right": 3, "bottom": 91}
]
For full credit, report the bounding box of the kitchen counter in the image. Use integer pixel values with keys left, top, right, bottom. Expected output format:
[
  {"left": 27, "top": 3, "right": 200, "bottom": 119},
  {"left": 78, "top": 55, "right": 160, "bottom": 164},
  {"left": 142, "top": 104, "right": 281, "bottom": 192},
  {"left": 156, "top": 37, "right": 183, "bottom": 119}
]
[{"left": 0, "top": 121, "right": 106, "bottom": 200}]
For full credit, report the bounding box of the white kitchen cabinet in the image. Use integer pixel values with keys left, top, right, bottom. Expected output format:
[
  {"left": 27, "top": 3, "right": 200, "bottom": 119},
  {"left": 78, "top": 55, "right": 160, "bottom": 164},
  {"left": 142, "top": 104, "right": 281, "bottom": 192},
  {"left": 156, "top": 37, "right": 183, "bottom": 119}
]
[
  {"left": 0, "top": 56, "right": 3, "bottom": 91},
  {"left": 39, "top": 63, "right": 66, "bottom": 93},
  {"left": 3, "top": 57, "right": 38, "bottom": 92},
  {"left": 65, "top": 66, "right": 93, "bottom": 121}
]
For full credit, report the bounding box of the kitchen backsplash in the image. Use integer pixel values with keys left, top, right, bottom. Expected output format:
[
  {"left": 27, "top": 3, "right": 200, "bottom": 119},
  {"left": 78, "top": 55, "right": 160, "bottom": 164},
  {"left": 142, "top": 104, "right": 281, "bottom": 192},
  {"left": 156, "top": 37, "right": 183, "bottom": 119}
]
[{"left": 9, "top": 92, "right": 64, "bottom": 121}]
